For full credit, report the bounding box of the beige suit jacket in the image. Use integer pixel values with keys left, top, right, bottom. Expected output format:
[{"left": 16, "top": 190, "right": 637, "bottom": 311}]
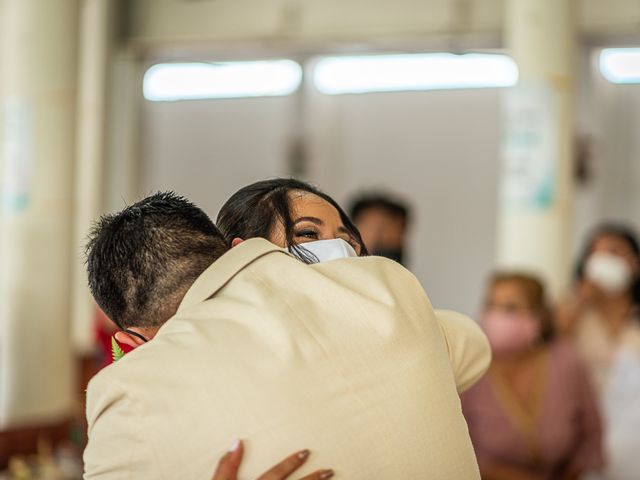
[{"left": 84, "top": 238, "right": 490, "bottom": 479}]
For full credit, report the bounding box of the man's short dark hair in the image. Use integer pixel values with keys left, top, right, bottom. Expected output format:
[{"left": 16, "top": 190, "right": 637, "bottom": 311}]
[
  {"left": 349, "top": 193, "right": 411, "bottom": 226},
  {"left": 85, "top": 192, "right": 228, "bottom": 330}
]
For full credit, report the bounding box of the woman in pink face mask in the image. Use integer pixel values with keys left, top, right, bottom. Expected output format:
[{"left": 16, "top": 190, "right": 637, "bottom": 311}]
[{"left": 461, "top": 273, "right": 604, "bottom": 480}]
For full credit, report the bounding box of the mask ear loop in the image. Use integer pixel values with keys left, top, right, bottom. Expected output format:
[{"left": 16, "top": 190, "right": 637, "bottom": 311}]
[
  {"left": 288, "top": 243, "right": 319, "bottom": 264},
  {"left": 124, "top": 329, "right": 149, "bottom": 343}
]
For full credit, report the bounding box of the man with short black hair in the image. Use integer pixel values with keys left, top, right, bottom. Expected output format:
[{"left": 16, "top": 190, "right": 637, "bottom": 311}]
[
  {"left": 83, "top": 191, "right": 490, "bottom": 480},
  {"left": 349, "top": 193, "right": 411, "bottom": 265},
  {"left": 86, "top": 191, "right": 228, "bottom": 347}
]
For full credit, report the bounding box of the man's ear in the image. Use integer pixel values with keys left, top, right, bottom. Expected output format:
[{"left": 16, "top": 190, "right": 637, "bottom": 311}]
[
  {"left": 114, "top": 331, "right": 146, "bottom": 350},
  {"left": 231, "top": 238, "right": 244, "bottom": 248}
]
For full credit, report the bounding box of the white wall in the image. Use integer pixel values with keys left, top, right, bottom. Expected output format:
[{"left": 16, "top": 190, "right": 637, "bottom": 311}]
[
  {"left": 305, "top": 88, "right": 502, "bottom": 315},
  {"left": 141, "top": 96, "right": 296, "bottom": 216},
  {"left": 591, "top": 77, "right": 640, "bottom": 223},
  {"left": 572, "top": 49, "right": 640, "bottom": 254}
]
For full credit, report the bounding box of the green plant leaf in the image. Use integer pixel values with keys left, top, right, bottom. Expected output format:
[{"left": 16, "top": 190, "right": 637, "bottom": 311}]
[{"left": 111, "top": 336, "right": 125, "bottom": 363}]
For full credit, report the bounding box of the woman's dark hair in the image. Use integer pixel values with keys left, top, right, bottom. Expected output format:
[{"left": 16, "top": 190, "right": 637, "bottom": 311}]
[
  {"left": 574, "top": 222, "right": 640, "bottom": 306},
  {"left": 216, "top": 178, "right": 368, "bottom": 262},
  {"left": 488, "top": 272, "right": 555, "bottom": 344}
]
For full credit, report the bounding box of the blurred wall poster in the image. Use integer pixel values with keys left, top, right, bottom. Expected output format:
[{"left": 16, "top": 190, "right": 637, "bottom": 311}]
[{"left": 500, "top": 82, "right": 558, "bottom": 210}]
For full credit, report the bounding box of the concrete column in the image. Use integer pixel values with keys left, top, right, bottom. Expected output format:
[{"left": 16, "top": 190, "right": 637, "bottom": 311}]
[
  {"left": 0, "top": 0, "right": 79, "bottom": 427},
  {"left": 497, "top": 0, "right": 576, "bottom": 295},
  {"left": 71, "top": 0, "right": 114, "bottom": 353}
]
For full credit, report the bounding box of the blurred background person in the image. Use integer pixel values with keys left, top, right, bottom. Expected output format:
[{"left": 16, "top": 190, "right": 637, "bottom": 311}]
[
  {"left": 557, "top": 224, "right": 640, "bottom": 480},
  {"left": 462, "top": 273, "right": 603, "bottom": 480},
  {"left": 349, "top": 193, "right": 411, "bottom": 265},
  {"left": 557, "top": 223, "right": 640, "bottom": 390}
]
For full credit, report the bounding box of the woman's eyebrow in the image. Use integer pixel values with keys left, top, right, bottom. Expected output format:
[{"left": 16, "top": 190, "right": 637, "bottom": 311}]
[{"left": 293, "top": 216, "right": 324, "bottom": 226}]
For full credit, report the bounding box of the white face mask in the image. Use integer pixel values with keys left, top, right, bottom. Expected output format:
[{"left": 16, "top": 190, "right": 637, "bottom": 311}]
[
  {"left": 585, "top": 251, "right": 633, "bottom": 295},
  {"left": 289, "top": 238, "right": 358, "bottom": 263}
]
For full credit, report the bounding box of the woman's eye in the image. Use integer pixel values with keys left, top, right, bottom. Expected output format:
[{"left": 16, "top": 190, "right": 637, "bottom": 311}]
[{"left": 296, "top": 229, "right": 318, "bottom": 239}]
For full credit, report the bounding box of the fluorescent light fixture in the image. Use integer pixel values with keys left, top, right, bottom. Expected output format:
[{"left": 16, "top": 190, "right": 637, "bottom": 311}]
[
  {"left": 313, "top": 53, "right": 519, "bottom": 95},
  {"left": 600, "top": 48, "right": 640, "bottom": 84},
  {"left": 144, "top": 60, "right": 303, "bottom": 101}
]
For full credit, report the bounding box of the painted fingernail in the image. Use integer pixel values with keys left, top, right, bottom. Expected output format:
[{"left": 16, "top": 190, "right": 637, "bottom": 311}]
[
  {"left": 297, "top": 449, "right": 310, "bottom": 459},
  {"left": 228, "top": 439, "right": 241, "bottom": 452},
  {"left": 320, "top": 470, "right": 335, "bottom": 479}
]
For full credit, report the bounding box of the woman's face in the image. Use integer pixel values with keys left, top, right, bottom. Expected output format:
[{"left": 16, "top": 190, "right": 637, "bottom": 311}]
[
  {"left": 485, "top": 281, "right": 532, "bottom": 316},
  {"left": 590, "top": 234, "right": 639, "bottom": 274},
  {"left": 483, "top": 281, "right": 542, "bottom": 355},
  {"left": 268, "top": 191, "right": 361, "bottom": 253}
]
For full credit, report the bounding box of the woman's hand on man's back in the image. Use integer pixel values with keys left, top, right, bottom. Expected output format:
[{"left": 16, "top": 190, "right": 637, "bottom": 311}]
[{"left": 211, "top": 440, "right": 335, "bottom": 480}]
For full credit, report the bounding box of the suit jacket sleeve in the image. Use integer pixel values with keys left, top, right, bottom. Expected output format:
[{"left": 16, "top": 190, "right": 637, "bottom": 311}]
[
  {"left": 83, "top": 369, "right": 158, "bottom": 479},
  {"left": 435, "top": 309, "right": 491, "bottom": 393}
]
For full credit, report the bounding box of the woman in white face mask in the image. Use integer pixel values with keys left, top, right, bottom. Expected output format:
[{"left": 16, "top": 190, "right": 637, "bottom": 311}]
[
  {"left": 557, "top": 224, "right": 640, "bottom": 480},
  {"left": 216, "top": 179, "right": 367, "bottom": 262},
  {"left": 462, "top": 273, "right": 604, "bottom": 480},
  {"left": 557, "top": 225, "right": 640, "bottom": 390}
]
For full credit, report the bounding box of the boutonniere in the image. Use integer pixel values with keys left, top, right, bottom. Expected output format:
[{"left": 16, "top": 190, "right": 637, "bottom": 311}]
[{"left": 111, "top": 336, "right": 125, "bottom": 363}]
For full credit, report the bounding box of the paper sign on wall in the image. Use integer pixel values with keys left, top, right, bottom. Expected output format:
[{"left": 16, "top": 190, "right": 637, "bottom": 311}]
[
  {"left": 500, "top": 82, "right": 557, "bottom": 210},
  {"left": 1, "top": 97, "right": 33, "bottom": 212}
]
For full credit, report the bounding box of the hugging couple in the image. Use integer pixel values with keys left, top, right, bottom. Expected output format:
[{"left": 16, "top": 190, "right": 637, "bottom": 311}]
[{"left": 84, "top": 178, "right": 490, "bottom": 480}]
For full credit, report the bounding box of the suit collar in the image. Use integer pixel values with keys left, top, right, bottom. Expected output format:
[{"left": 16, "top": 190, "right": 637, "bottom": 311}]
[{"left": 177, "top": 238, "right": 288, "bottom": 313}]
